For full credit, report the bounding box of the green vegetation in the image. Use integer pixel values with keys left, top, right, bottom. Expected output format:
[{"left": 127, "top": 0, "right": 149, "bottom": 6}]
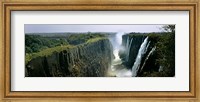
[
  {"left": 156, "top": 32, "right": 175, "bottom": 76},
  {"left": 86, "top": 37, "right": 107, "bottom": 43},
  {"left": 25, "top": 33, "right": 107, "bottom": 65},
  {"left": 67, "top": 33, "right": 105, "bottom": 45},
  {"left": 25, "top": 35, "right": 69, "bottom": 53},
  {"left": 156, "top": 25, "right": 175, "bottom": 76},
  {"left": 25, "top": 45, "right": 74, "bottom": 64},
  {"left": 140, "top": 32, "right": 175, "bottom": 77},
  {"left": 125, "top": 25, "right": 175, "bottom": 77},
  {"left": 25, "top": 33, "right": 107, "bottom": 53},
  {"left": 142, "top": 25, "right": 175, "bottom": 77}
]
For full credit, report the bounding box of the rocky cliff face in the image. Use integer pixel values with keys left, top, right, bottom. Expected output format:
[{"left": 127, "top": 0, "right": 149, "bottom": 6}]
[
  {"left": 120, "top": 33, "right": 160, "bottom": 76},
  {"left": 25, "top": 38, "right": 112, "bottom": 77},
  {"left": 121, "top": 34, "right": 146, "bottom": 67}
]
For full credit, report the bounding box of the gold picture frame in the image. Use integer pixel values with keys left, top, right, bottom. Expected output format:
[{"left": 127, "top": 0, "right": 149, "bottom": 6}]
[{"left": 0, "top": 0, "right": 199, "bottom": 101}]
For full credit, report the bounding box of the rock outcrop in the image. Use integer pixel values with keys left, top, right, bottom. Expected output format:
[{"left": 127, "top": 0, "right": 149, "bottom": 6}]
[{"left": 25, "top": 38, "right": 112, "bottom": 77}]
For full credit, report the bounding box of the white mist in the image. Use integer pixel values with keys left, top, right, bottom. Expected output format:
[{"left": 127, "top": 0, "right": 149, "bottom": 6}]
[{"left": 108, "top": 32, "right": 132, "bottom": 77}]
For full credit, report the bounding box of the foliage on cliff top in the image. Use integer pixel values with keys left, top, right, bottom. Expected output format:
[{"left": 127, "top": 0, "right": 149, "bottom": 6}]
[
  {"left": 25, "top": 37, "right": 108, "bottom": 64},
  {"left": 127, "top": 32, "right": 167, "bottom": 38},
  {"left": 86, "top": 37, "right": 107, "bottom": 43},
  {"left": 25, "top": 33, "right": 107, "bottom": 54},
  {"left": 25, "top": 35, "right": 70, "bottom": 53},
  {"left": 127, "top": 32, "right": 171, "bottom": 44}
]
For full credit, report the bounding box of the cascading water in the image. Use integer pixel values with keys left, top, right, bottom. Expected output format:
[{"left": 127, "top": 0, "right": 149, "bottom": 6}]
[
  {"left": 132, "top": 37, "right": 150, "bottom": 77},
  {"left": 139, "top": 46, "right": 156, "bottom": 73},
  {"left": 108, "top": 32, "right": 132, "bottom": 77},
  {"left": 111, "top": 32, "right": 124, "bottom": 66},
  {"left": 126, "top": 38, "right": 133, "bottom": 62},
  {"left": 125, "top": 36, "right": 129, "bottom": 61}
]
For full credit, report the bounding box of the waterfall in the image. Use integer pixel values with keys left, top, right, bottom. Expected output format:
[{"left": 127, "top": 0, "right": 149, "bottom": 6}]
[
  {"left": 107, "top": 32, "right": 132, "bottom": 77},
  {"left": 112, "top": 32, "right": 124, "bottom": 65},
  {"left": 139, "top": 46, "right": 156, "bottom": 73},
  {"left": 125, "top": 36, "right": 129, "bottom": 61},
  {"left": 126, "top": 38, "right": 133, "bottom": 62},
  {"left": 109, "top": 32, "right": 124, "bottom": 71},
  {"left": 132, "top": 37, "right": 149, "bottom": 77}
]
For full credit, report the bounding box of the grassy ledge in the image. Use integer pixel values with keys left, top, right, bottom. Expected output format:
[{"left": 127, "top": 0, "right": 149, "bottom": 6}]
[{"left": 25, "top": 37, "right": 108, "bottom": 65}]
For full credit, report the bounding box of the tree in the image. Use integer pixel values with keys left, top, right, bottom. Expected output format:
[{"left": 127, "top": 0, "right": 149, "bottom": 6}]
[{"left": 162, "top": 25, "right": 175, "bottom": 33}]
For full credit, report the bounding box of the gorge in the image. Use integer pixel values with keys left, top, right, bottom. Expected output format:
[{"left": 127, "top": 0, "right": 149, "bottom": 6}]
[{"left": 25, "top": 32, "right": 175, "bottom": 77}]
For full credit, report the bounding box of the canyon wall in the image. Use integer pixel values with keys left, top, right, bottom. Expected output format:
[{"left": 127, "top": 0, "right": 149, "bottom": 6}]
[
  {"left": 25, "top": 38, "right": 112, "bottom": 77},
  {"left": 120, "top": 33, "right": 162, "bottom": 77}
]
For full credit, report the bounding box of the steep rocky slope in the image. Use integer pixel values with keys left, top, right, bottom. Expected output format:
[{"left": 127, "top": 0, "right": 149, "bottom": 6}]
[{"left": 25, "top": 38, "right": 112, "bottom": 77}]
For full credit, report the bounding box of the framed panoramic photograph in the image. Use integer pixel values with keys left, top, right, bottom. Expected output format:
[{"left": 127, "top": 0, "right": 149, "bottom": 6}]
[{"left": 0, "top": 0, "right": 199, "bottom": 102}]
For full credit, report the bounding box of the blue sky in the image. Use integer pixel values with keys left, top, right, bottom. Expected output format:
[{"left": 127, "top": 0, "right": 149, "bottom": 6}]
[{"left": 25, "top": 24, "right": 165, "bottom": 33}]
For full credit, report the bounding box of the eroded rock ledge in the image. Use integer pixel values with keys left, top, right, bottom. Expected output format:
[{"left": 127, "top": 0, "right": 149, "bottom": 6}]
[{"left": 25, "top": 38, "right": 112, "bottom": 77}]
